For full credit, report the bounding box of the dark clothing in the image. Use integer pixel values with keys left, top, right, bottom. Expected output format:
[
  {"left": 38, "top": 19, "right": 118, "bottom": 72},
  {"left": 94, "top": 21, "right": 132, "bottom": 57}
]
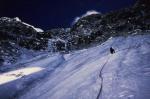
[{"left": 110, "top": 47, "right": 115, "bottom": 54}]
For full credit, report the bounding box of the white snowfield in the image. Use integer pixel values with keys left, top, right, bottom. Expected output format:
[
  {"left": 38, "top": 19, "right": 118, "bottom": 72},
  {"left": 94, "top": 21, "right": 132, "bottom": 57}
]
[{"left": 0, "top": 35, "right": 150, "bottom": 99}]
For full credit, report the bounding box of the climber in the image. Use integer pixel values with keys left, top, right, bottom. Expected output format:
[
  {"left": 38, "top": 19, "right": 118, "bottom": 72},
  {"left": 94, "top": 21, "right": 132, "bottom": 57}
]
[{"left": 110, "top": 47, "right": 115, "bottom": 54}]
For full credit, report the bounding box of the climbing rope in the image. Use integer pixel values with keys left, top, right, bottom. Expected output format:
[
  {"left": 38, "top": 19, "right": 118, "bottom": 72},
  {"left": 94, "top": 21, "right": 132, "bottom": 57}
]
[
  {"left": 96, "top": 55, "right": 111, "bottom": 99},
  {"left": 96, "top": 40, "right": 142, "bottom": 99},
  {"left": 96, "top": 38, "right": 119, "bottom": 99}
]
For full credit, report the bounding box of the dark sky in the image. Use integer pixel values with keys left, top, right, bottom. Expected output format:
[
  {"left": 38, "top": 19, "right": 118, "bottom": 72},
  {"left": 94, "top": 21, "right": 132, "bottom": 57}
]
[{"left": 0, "top": 0, "right": 136, "bottom": 30}]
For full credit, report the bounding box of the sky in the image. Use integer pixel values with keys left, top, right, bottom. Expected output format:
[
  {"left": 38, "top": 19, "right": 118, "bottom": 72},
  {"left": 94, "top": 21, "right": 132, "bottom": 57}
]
[{"left": 0, "top": 0, "right": 136, "bottom": 30}]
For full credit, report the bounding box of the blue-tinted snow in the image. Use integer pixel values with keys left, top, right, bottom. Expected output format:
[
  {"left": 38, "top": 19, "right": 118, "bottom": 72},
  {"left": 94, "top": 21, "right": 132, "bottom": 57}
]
[{"left": 0, "top": 34, "right": 150, "bottom": 99}]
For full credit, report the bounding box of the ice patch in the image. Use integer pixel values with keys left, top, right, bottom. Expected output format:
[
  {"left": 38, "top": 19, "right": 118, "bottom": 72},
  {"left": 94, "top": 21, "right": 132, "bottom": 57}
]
[{"left": 0, "top": 67, "right": 44, "bottom": 85}]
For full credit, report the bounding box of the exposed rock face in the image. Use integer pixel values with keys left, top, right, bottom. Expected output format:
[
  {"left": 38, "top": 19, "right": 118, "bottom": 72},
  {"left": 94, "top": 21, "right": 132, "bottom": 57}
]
[
  {"left": 0, "top": 17, "right": 51, "bottom": 66},
  {"left": 0, "top": 17, "right": 51, "bottom": 50},
  {"left": 68, "top": 0, "right": 150, "bottom": 50}
]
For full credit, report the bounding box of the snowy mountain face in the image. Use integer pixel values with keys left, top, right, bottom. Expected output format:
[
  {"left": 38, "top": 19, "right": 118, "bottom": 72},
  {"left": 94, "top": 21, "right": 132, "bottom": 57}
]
[
  {"left": 0, "top": 17, "right": 71, "bottom": 66},
  {"left": 0, "top": 0, "right": 150, "bottom": 67},
  {"left": 46, "top": 0, "right": 150, "bottom": 51},
  {"left": 0, "top": 0, "right": 150, "bottom": 98},
  {"left": 68, "top": 0, "right": 150, "bottom": 49}
]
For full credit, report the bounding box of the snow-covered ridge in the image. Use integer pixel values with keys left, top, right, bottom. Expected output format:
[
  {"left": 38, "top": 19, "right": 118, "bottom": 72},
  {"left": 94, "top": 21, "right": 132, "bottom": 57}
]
[
  {"left": 22, "top": 22, "right": 44, "bottom": 32},
  {"left": 0, "top": 17, "right": 44, "bottom": 32},
  {"left": 73, "top": 10, "right": 100, "bottom": 24}
]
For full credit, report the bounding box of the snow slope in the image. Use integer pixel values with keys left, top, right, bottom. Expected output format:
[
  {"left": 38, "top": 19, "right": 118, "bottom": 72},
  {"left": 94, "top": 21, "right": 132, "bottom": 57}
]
[
  {"left": 0, "top": 34, "right": 150, "bottom": 99},
  {"left": 0, "top": 53, "right": 65, "bottom": 99}
]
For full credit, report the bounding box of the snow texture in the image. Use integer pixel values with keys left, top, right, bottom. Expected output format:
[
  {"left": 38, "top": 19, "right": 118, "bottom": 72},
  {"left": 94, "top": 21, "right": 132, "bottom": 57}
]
[
  {"left": 22, "top": 22, "right": 44, "bottom": 32},
  {"left": 0, "top": 34, "right": 150, "bottom": 99}
]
